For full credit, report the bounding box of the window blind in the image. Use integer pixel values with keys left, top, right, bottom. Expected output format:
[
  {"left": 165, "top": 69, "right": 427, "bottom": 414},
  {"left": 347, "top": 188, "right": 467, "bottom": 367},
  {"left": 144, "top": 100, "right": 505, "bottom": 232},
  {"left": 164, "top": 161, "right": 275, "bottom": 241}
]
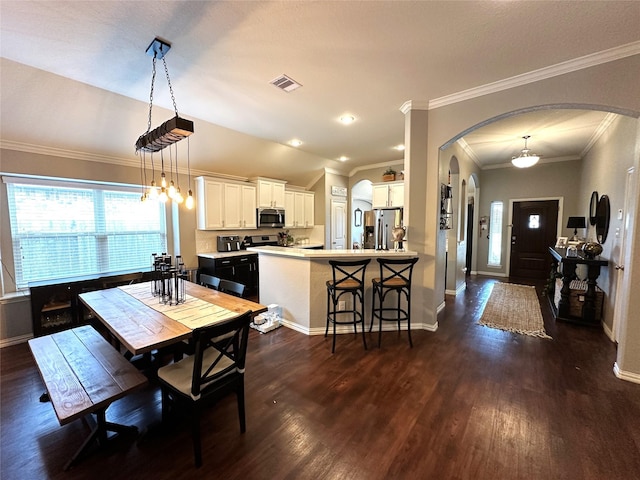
[{"left": 4, "top": 176, "right": 167, "bottom": 288}]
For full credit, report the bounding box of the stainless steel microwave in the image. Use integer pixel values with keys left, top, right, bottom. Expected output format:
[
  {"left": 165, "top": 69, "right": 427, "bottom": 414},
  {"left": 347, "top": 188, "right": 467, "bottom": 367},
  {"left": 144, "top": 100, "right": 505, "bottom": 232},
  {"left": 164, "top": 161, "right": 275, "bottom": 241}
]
[{"left": 257, "top": 207, "right": 285, "bottom": 228}]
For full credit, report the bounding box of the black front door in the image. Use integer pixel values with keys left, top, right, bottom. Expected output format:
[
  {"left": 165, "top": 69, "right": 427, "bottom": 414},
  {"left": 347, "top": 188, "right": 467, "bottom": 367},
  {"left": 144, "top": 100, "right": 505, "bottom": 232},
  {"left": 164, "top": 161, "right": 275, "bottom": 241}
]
[{"left": 509, "top": 200, "right": 558, "bottom": 279}]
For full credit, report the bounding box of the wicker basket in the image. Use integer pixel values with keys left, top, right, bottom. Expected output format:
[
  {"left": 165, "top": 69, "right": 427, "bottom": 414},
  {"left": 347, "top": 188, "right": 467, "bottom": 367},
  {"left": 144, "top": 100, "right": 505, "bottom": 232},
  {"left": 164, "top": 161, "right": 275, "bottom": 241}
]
[{"left": 554, "top": 279, "right": 604, "bottom": 320}]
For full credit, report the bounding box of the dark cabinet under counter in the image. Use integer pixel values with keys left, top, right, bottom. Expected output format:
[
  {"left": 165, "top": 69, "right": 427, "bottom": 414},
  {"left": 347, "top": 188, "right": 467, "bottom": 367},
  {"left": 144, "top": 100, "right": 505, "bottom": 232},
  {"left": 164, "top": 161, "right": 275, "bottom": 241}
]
[{"left": 197, "top": 253, "right": 259, "bottom": 298}]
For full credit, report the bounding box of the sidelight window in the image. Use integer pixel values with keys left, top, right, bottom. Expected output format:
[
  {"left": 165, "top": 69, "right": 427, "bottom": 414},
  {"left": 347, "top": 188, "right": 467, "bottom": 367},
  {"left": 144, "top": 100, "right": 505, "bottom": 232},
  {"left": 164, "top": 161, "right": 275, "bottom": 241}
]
[{"left": 488, "top": 201, "right": 503, "bottom": 267}]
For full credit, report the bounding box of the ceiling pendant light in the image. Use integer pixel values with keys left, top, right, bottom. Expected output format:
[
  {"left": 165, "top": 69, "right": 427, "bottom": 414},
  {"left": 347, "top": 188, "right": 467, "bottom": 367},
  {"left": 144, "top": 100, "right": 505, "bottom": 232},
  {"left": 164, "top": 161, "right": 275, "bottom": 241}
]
[
  {"left": 511, "top": 135, "right": 540, "bottom": 168},
  {"left": 135, "top": 38, "right": 193, "bottom": 153},
  {"left": 135, "top": 37, "right": 195, "bottom": 209}
]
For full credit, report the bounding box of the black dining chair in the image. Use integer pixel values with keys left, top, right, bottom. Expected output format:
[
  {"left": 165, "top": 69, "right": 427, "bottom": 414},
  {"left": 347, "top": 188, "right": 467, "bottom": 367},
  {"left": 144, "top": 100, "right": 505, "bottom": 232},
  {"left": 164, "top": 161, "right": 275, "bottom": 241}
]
[
  {"left": 199, "top": 274, "right": 221, "bottom": 290},
  {"left": 157, "top": 310, "right": 253, "bottom": 468},
  {"left": 370, "top": 257, "right": 419, "bottom": 347},
  {"left": 218, "top": 279, "right": 246, "bottom": 298}
]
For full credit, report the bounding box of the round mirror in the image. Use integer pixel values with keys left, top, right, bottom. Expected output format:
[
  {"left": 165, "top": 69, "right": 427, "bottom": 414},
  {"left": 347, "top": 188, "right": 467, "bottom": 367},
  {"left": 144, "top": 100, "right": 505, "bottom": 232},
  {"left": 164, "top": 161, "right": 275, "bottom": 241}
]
[
  {"left": 595, "top": 194, "right": 610, "bottom": 244},
  {"left": 589, "top": 191, "right": 599, "bottom": 226}
]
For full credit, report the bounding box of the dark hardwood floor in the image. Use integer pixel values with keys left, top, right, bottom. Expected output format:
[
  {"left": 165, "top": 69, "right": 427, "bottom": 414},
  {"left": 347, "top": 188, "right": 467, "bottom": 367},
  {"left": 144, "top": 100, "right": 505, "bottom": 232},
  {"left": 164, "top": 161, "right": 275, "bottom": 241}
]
[{"left": 2, "top": 276, "right": 639, "bottom": 480}]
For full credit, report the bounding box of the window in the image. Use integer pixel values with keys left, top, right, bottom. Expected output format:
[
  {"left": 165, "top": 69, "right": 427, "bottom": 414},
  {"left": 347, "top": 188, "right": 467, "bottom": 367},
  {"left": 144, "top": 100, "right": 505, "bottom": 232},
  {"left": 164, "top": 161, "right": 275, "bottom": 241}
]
[
  {"left": 5, "top": 176, "right": 167, "bottom": 288},
  {"left": 528, "top": 214, "right": 540, "bottom": 229},
  {"left": 488, "top": 201, "right": 503, "bottom": 267}
]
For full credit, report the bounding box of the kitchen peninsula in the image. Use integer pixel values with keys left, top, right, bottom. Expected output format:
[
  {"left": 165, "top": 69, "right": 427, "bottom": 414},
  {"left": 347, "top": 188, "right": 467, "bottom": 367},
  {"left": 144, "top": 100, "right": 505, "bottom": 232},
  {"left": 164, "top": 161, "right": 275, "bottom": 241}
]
[{"left": 247, "top": 246, "right": 418, "bottom": 335}]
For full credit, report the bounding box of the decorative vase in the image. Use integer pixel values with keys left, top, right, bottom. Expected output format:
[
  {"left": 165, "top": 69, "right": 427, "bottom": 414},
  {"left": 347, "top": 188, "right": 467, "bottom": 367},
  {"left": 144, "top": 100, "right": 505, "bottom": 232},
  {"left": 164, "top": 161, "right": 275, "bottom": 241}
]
[{"left": 582, "top": 242, "right": 603, "bottom": 259}]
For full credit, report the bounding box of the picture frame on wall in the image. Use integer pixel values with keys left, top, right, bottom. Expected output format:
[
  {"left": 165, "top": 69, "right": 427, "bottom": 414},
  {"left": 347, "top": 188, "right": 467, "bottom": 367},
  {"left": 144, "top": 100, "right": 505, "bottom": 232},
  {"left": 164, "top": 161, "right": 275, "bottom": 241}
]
[{"left": 555, "top": 236, "right": 568, "bottom": 248}]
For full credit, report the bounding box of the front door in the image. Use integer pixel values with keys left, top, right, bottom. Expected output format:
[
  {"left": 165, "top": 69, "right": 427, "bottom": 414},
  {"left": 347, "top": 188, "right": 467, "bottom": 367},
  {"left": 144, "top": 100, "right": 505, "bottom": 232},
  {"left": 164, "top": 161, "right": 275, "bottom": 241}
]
[{"left": 509, "top": 200, "right": 559, "bottom": 279}]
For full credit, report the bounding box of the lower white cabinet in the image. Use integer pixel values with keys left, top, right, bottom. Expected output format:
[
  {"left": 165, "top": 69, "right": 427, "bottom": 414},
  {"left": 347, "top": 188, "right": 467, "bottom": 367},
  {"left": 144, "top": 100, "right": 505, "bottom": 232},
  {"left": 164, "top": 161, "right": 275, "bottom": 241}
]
[
  {"left": 284, "top": 190, "right": 314, "bottom": 228},
  {"left": 196, "top": 177, "right": 256, "bottom": 230}
]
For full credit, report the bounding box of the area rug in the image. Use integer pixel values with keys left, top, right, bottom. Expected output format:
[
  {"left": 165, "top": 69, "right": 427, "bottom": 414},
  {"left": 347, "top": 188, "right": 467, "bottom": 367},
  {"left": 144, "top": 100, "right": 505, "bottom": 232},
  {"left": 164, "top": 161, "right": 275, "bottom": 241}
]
[{"left": 478, "top": 283, "right": 551, "bottom": 339}]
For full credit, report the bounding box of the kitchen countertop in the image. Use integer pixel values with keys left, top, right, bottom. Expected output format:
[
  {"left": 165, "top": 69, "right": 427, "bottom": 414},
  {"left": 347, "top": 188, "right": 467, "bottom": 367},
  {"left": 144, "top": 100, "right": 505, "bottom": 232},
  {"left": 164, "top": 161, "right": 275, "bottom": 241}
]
[
  {"left": 247, "top": 246, "right": 417, "bottom": 258},
  {"left": 198, "top": 251, "right": 258, "bottom": 259}
]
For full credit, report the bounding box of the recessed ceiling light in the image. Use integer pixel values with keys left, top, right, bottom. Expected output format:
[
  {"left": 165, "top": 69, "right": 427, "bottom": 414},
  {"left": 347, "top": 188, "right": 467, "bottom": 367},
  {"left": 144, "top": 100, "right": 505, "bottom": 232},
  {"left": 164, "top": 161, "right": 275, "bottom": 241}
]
[
  {"left": 338, "top": 156, "right": 349, "bottom": 162},
  {"left": 339, "top": 115, "right": 356, "bottom": 125},
  {"left": 289, "top": 139, "right": 302, "bottom": 147},
  {"left": 393, "top": 144, "right": 405, "bottom": 151}
]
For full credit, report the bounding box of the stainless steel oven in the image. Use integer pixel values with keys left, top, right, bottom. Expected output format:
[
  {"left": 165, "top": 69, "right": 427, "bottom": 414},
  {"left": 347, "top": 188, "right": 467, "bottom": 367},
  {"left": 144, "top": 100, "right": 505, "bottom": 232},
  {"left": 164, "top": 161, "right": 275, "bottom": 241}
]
[{"left": 257, "top": 208, "right": 285, "bottom": 228}]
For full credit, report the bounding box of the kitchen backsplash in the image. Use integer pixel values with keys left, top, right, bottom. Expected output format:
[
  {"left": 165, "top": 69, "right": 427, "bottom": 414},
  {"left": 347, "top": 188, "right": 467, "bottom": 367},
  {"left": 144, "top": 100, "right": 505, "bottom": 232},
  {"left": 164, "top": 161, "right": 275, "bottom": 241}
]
[{"left": 195, "top": 226, "right": 324, "bottom": 253}]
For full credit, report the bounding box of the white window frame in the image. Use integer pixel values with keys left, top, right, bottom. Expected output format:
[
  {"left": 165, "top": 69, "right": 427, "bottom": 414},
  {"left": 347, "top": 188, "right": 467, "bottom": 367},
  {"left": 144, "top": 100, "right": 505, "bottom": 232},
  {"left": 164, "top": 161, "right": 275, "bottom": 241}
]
[
  {"left": 3, "top": 175, "right": 167, "bottom": 289},
  {"left": 488, "top": 201, "right": 503, "bottom": 267}
]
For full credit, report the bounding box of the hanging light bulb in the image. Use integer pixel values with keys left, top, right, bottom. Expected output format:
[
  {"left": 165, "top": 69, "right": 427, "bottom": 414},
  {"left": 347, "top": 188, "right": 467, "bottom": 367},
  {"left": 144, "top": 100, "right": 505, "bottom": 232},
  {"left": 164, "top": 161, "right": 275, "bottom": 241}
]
[
  {"left": 168, "top": 180, "right": 176, "bottom": 199},
  {"left": 185, "top": 189, "right": 195, "bottom": 210},
  {"left": 160, "top": 172, "right": 167, "bottom": 188},
  {"left": 148, "top": 180, "right": 159, "bottom": 200},
  {"left": 174, "top": 187, "right": 184, "bottom": 204},
  {"left": 159, "top": 187, "right": 168, "bottom": 203}
]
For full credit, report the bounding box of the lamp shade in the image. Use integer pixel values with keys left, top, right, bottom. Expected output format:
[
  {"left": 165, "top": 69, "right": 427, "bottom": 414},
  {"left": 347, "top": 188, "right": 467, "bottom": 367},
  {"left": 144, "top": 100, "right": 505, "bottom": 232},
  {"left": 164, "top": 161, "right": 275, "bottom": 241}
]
[{"left": 566, "top": 216, "right": 586, "bottom": 229}]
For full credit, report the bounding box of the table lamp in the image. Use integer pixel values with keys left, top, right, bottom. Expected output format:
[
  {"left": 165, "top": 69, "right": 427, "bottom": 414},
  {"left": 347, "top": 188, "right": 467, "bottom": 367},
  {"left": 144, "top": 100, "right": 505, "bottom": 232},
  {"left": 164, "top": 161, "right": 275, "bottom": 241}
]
[{"left": 567, "top": 216, "right": 586, "bottom": 241}]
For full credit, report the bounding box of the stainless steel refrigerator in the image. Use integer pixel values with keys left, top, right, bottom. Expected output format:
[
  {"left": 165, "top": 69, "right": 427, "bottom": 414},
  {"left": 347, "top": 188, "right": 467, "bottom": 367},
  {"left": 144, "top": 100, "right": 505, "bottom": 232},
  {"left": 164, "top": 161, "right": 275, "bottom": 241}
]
[{"left": 373, "top": 208, "right": 404, "bottom": 250}]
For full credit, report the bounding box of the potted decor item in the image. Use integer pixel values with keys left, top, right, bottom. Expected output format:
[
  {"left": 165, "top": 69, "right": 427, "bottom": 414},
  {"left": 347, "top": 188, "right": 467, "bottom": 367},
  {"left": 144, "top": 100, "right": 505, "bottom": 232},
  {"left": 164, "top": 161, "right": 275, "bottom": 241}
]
[
  {"left": 382, "top": 167, "right": 396, "bottom": 182},
  {"left": 582, "top": 241, "right": 603, "bottom": 259}
]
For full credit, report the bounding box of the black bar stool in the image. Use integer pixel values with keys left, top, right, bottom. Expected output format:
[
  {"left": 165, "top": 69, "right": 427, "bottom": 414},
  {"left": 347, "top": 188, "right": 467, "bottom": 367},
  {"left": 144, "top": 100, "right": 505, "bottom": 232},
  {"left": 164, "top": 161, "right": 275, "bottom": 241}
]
[
  {"left": 370, "top": 257, "right": 419, "bottom": 347},
  {"left": 325, "top": 259, "right": 371, "bottom": 353}
]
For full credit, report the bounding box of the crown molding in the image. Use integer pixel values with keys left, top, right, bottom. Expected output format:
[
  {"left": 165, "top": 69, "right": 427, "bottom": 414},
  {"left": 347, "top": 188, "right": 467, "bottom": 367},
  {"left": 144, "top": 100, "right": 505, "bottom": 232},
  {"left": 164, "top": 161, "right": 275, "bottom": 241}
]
[
  {"left": 456, "top": 138, "right": 482, "bottom": 169},
  {"left": 399, "top": 100, "right": 429, "bottom": 114},
  {"left": 348, "top": 159, "right": 404, "bottom": 177},
  {"left": 428, "top": 41, "right": 640, "bottom": 110},
  {"left": 581, "top": 112, "right": 617, "bottom": 157},
  {"left": 0, "top": 139, "right": 241, "bottom": 181}
]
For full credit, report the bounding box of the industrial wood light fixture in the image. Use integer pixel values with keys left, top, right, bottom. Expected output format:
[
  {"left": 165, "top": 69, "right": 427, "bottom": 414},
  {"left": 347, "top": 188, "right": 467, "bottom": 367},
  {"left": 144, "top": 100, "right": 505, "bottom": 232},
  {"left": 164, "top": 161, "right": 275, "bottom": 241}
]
[{"left": 136, "top": 37, "right": 195, "bottom": 208}]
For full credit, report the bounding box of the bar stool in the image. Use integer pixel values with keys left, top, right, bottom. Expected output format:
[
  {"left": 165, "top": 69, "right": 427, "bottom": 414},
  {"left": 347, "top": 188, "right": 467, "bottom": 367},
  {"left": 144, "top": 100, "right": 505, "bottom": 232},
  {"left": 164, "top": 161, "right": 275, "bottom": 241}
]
[
  {"left": 325, "top": 259, "right": 371, "bottom": 353},
  {"left": 370, "top": 257, "right": 419, "bottom": 347}
]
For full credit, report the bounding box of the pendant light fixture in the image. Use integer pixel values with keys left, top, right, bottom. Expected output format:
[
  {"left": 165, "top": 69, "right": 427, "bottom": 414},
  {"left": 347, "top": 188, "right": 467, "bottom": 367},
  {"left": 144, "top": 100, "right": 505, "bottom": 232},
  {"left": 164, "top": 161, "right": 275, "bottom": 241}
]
[
  {"left": 136, "top": 37, "right": 195, "bottom": 209},
  {"left": 511, "top": 135, "right": 540, "bottom": 168}
]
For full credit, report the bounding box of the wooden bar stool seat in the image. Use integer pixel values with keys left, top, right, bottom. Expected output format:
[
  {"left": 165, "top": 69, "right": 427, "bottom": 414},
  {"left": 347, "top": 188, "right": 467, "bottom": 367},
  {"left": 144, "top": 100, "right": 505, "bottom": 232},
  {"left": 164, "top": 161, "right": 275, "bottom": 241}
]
[
  {"left": 325, "top": 259, "right": 371, "bottom": 353},
  {"left": 370, "top": 257, "right": 419, "bottom": 347}
]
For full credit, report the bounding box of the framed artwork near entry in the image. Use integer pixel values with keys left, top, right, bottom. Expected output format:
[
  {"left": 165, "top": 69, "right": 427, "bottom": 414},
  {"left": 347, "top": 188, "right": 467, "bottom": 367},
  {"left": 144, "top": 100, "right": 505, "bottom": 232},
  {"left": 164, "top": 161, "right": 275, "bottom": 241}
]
[{"left": 555, "top": 236, "right": 568, "bottom": 248}]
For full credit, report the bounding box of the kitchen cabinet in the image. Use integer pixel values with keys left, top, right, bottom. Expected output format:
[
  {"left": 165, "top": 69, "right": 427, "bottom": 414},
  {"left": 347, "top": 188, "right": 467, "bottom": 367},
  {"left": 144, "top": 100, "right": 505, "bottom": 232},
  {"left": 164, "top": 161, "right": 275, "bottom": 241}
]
[
  {"left": 196, "top": 177, "right": 224, "bottom": 229},
  {"left": 284, "top": 190, "right": 314, "bottom": 228},
  {"left": 197, "top": 254, "right": 259, "bottom": 297},
  {"left": 254, "top": 178, "right": 286, "bottom": 208},
  {"left": 223, "top": 183, "right": 257, "bottom": 229},
  {"left": 196, "top": 177, "right": 256, "bottom": 230},
  {"left": 372, "top": 181, "right": 404, "bottom": 208}
]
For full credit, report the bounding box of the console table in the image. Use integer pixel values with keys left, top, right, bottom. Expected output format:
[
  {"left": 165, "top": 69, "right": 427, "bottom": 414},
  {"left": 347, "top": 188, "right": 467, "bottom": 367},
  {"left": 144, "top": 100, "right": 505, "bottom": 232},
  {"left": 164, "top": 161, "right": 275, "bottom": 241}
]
[{"left": 548, "top": 246, "right": 608, "bottom": 325}]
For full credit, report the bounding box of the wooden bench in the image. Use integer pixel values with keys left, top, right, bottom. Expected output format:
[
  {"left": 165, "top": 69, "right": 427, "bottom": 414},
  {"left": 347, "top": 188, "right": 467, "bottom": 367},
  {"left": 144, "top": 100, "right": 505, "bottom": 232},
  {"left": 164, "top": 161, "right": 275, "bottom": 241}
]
[{"left": 28, "top": 325, "right": 148, "bottom": 470}]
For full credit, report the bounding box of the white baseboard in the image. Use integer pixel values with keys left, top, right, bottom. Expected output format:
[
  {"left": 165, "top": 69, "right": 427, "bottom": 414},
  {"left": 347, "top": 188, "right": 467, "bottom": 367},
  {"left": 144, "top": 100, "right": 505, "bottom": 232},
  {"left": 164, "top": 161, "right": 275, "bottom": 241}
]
[
  {"left": 281, "top": 320, "right": 438, "bottom": 336},
  {"left": 613, "top": 362, "right": 640, "bottom": 385},
  {"left": 476, "top": 271, "right": 508, "bottom": 277},
  {"left": 0, "top": 333, "right": 32, "bottom": 348}
]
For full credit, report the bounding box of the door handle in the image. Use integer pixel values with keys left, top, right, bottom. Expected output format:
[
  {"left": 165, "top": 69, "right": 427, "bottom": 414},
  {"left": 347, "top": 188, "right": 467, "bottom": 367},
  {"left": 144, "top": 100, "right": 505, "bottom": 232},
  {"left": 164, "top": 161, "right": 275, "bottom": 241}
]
[{"left": 615, "top": 265, "right": 625, "bottom": 271}]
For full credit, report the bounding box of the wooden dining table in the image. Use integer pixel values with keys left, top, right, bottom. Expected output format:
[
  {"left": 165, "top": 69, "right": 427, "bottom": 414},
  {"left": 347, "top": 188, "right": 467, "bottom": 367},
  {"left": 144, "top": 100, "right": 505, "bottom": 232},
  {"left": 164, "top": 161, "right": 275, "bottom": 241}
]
[{"left": 79, "top": 280, "right": 267, "bottom": 356}]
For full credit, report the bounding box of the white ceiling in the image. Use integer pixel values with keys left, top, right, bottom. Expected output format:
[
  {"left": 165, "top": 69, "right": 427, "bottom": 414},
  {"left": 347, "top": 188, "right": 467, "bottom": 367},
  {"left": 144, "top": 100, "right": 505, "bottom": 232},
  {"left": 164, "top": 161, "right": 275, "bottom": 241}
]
[{"left": 1, "top": 1, "right": 639, "bottom": 185}]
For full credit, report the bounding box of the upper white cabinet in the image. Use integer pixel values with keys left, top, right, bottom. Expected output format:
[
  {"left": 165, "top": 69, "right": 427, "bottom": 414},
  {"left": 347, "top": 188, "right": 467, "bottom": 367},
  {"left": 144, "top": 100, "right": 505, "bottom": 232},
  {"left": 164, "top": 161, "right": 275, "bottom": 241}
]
[
  {"left": 196, "top": 177, "right": 224, "bottom": 229},
  {"left": 195, "top": 177, "right": 256, "bottom": 230},
  {"left": 223, "top": 183, "right": 257, "bottom": 229},
  {"left": 284, "top": 189, "right": 315, "bottom": 228},
  {"left": 372, "top": 181, "right": 404, "bottom": 209},
  {"left": 254, "top": 178, "right": 286, "bottom": 208}
]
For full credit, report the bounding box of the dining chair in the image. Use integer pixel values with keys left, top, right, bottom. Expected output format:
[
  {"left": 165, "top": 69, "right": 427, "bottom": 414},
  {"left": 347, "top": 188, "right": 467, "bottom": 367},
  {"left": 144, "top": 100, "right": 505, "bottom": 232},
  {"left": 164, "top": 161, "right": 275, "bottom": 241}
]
[
  {"left": 218, "top": 278, "right": 246, "bottom": 298},
  {"left": 157, "top": 310, "right": 253, "bottom": 468},
  {"left": 370, "top": 257, "right": 419, "bottom": 347},
  {"left": 199, "top": 273, "right": 221, "bottom": 290}
]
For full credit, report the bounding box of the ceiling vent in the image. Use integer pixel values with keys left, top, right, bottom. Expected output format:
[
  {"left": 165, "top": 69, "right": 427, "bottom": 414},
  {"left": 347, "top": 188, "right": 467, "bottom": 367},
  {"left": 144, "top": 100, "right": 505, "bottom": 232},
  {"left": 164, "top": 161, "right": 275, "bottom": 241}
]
[{"left": 270, "top": 74, "right": 302, "bottom": 92}]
